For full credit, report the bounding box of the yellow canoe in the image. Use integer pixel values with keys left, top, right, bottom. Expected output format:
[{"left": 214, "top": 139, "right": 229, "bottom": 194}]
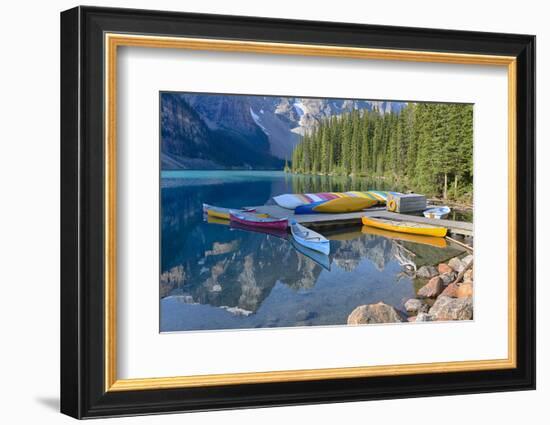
[
  {"left": 313, "top": 197, "right": 378, "bottom": 213},
  {"left": 204, "top": 203, "right": 268, "bottom": 220},
  {"left": 361, "top": 225, "right": 447, "bottom": 248},
  {"left": 361, "top": 216, "right": 448, "bottom": 238},
  {"left": 207, "top": 209, "right": 269, "bottom": 220},
  {"left": 206, "top": 209, "right": 231, "bottom": 220},
  {"left": 206, "top": 215, "right": 231, "bottom": 226}
]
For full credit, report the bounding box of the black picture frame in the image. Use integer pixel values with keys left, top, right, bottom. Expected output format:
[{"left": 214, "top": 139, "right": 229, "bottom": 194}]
[{"left": 61, "top": 5, "right": 536, "bottom": 419}]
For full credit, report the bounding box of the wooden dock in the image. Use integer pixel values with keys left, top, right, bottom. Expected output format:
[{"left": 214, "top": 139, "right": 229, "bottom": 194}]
[{"left": 252, "top": 204, "right": 473, "bottom": 237}]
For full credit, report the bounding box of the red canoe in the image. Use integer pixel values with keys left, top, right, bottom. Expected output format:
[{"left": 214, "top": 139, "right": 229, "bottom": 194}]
[
  {"left": 230, "top": 221, "right": 289, "bottom": 239},
  {"left": 229, "top": 210, "right": 288, "bottom": 230}
]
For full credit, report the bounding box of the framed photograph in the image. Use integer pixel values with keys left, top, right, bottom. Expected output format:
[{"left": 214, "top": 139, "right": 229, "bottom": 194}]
[{"left": 60, "top": 6, "right": 535, "bottom": 419}]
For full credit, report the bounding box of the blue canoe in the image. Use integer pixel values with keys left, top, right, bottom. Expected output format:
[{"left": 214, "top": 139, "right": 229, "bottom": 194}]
[{"left": 294, "top": 200, "right": 327, "bottom": 215}]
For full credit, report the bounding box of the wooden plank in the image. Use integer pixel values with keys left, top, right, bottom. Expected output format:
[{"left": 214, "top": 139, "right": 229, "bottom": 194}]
[{"left": 252, "top": 204, "right": 473, "bottom": 236}]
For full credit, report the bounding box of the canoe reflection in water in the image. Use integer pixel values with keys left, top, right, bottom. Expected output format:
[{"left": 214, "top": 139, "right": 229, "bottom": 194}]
[
  {"left": 160, "top": 214, "right": 462, "bottom": 332},
  {"left": 208, "top": 215, "right": 331, "bottom": 270}
]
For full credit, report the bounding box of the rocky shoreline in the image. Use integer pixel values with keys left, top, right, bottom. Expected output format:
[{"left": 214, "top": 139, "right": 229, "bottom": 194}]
[{"left": 347, "top": 253, "right": 474, "bottom": 324}]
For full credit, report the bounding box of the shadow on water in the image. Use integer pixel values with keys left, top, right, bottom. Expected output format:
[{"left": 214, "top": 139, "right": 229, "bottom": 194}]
[{"left": 160, "top": 171, "right": 464, "bottom": 332}]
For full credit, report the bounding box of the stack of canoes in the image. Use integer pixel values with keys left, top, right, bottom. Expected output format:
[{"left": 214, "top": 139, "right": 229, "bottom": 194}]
[
  {"left": 274, "top": 190, "right": 400, "bottom": 214},
  {"left": 295, "top": 197, "right": 377, "bottom": 214}
]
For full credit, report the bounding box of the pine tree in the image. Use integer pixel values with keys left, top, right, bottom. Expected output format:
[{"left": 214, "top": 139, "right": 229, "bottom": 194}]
[
  {"left": 360, "top": 111, "right": 370, "bottom": 174},
  {"left": 351, "top": 111, "right": 361, "bottom": 174},
  {"left": 341, "top": 115, "right": 353, "bottom": 174},
  {"left": 320, "top": 124, "right": 329, "bottom": 174}
]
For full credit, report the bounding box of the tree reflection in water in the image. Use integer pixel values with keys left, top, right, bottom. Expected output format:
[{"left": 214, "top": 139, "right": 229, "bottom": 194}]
[{"left": 160, "top": 171, "right": 462, "bottom": 332}]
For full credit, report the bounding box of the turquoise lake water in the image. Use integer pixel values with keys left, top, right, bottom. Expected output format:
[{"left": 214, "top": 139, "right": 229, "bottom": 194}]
[{"left": 160, "top": 170, "right": 463, "bottom": 332}]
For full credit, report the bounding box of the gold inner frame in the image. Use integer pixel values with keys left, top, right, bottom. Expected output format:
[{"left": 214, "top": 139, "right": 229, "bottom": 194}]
[{"left": 104, "top": 33, "right": 517, "bottom": 392}]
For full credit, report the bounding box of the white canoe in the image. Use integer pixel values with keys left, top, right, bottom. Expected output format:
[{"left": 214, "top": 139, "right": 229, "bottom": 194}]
[
  {"left": 423, "top": 206, "right": 451, "bottom": 219},
  {"left": 290, "top": 220, "right": 330, "bottom": 255}
]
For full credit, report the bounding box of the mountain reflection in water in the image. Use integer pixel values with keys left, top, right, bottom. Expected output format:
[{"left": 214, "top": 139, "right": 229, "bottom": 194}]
[{"left": 160, "top": 171, "right": 462, "bottom": 332}]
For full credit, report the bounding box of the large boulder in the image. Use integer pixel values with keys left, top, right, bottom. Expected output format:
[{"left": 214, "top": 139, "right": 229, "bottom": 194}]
[
  {"left": 415, "top": 312, "right": 434, "bottom": 322},
  {"left": 417, "top": 265, "right": 438, "bottom": 279},
  {"left": 448, "top": 257, "right": 466, "bottom": 273},
  {"left": 438, "top": 263, "right": 453, "bottom": 274},
  {"left": 457, "top": 282, "right": 473, "bottom": 298},
  {"left": 347, "top": 302, "right": 405, "bottom": 325},
  {"left": 429, "top": 296, "right": 473, "bottom": 320},
  {"left": 441, "top": 282, "right": 459, "bottom": 298},
  {"left": 404, "top": 298, "right": 429, "bottom": 314},
  {"left": 417, "top": 276, "right": 444, "bottom": 298},
  {"left": 440, "top": 272, "right": 456, "bottom": 285}
]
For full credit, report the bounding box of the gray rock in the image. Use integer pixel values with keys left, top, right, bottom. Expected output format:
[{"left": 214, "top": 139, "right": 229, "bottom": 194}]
[
  {"left": 429, "top": 296, "right": 473, "bottom": 320},
  {"left": 416, "top": 265, "right": 438, "bottom": 279},
  {"left": 448, "top": 257, "right": 466, "bottom": 273},
  {"left": 415, "top": 312, "right": 434, "bottom": 322},
  {"left": 417, "top": 276, "right": 444, "bottom": 298},
  {"left": 440, "top": 272, "right": 456, "bottom": 285},
  {"left": 347, "top": 302, "right": 405, "bottom": 325},
  {"left": 404, "top": 298, "right": 429, "bottom": 314},
  {"left": 462, "top": 254, "right": 474, "bottom": 265}
]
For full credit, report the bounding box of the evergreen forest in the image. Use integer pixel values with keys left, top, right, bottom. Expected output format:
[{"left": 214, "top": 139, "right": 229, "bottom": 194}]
[{"left": 288, "top": 103, "right": 473, "bottom": 201}]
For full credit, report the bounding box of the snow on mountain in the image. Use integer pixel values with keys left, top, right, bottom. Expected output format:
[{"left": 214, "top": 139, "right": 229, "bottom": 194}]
[
  {"left": 293, "top": 101, "right": 306, "bottom": 117},
  {"left": 249, "top": 107, "right": 269, "bottom": 135}
]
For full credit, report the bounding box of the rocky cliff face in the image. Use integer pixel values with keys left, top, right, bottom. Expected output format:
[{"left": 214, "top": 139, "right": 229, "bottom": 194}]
[
  {"left": 183, "top": 94, "right": 271, "bottom": 150},
  {"left": 161, "top": 92, "right": 406, "bottom": 167},
  {"left": 160, "top": 92, "right": 284, "bottom": 170},
  {"left": 161, "top": 93, "right": 215, "bottom": 160}
]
